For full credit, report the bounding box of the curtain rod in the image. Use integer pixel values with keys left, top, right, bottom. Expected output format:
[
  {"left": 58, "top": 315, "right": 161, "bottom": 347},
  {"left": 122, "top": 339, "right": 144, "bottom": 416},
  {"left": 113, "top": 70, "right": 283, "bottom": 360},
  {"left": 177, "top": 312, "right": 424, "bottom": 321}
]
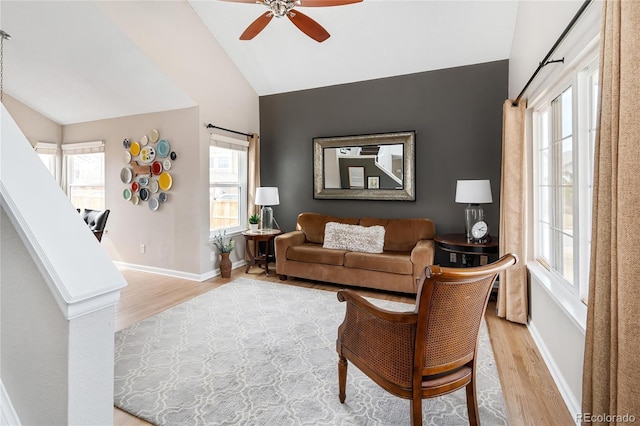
[
  {"left": 206, "top": 124, "right": 252, "bottom": 138},
  {"left": 512, "top": 0, "right": 594, "bottom": 107}
]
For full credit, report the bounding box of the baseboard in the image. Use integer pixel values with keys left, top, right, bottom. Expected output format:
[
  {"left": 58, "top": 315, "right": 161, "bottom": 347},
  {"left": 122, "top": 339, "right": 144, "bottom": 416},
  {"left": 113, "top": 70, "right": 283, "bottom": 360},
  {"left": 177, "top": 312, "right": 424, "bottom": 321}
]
[
  {"left": 1, "top": 380, "right": 21, "bottom": 426},
  {"left": 113, "top": 260, "right": 246, "bottom": 282},
  {"left": 528, "top": 320, "right": 580, "bottom": 424}
]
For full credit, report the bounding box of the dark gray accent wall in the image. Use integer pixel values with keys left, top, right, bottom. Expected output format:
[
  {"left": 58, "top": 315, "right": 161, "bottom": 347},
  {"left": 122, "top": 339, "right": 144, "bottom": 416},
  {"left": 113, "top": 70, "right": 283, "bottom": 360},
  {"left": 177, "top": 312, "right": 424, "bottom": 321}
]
[{"left": 259, "top": 60, "right": 508, "bottom": 243}]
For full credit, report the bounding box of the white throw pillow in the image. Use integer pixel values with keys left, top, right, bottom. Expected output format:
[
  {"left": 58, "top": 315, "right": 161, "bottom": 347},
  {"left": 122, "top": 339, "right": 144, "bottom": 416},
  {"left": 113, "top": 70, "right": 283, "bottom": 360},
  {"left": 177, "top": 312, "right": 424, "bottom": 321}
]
[{"left": 322, "top": 222, "right": 385, "bottom": 253}]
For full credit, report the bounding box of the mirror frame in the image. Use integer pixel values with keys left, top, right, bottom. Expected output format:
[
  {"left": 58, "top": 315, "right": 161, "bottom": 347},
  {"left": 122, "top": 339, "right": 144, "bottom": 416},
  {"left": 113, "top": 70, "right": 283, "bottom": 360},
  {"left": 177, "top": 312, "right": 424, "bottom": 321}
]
[{"left": 313, "top": 131, "right": 416, "bottom": 201}]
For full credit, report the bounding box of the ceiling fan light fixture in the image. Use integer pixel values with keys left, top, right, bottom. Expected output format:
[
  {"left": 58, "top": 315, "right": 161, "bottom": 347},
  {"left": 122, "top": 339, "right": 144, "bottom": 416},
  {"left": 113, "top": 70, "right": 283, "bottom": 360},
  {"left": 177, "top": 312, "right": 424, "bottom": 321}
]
[
  {"left": 228, "top": 0, "right": 363, "bottom": 42},
  {"left": 264, "top": 0, "right": 294, "bottom": 17}
]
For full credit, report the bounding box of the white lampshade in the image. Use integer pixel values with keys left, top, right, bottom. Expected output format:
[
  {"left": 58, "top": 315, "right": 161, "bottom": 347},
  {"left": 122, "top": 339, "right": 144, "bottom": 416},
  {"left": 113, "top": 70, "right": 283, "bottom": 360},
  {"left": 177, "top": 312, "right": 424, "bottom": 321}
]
[
  {"left": 255, "top": 187, "right": 280, "bottom": 206},
  {"left": 455, "top": 180, "right": 493, "bottom": 204}
]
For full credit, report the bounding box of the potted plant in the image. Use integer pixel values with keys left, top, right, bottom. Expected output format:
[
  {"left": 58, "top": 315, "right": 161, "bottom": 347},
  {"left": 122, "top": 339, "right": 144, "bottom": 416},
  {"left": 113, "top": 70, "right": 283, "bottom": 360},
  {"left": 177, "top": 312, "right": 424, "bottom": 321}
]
[
  {"left": 249, "top": 214, "right": 260, "bottom": 232},
  {"left": 211, "top": 230, "right": 235, "bottom": 278}
]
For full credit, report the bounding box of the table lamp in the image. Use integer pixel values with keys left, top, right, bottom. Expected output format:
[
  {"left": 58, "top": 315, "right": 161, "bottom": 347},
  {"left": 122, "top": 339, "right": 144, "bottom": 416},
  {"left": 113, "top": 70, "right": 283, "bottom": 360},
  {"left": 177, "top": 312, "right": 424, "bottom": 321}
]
[
  {"left": 255, "top": 187, "right": 279, "bottom": 231},
  {"left": 455, "top": 180, "right": 492, "bottom": 241}
]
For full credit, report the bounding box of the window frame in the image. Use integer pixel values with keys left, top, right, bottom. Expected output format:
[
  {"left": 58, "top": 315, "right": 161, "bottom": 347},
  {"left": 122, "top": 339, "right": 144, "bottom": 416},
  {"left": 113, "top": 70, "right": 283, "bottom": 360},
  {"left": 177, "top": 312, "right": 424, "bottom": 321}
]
[
  {"left": 530, "top": 48, "right": 599, "bottom": 307},
  {"left": 209, "top": 134, "right": 249, "bottom": 238},
  {"left": 35, "top": 142, "right": 60, "bottom": 183},
  {"left": 62, "top": 140, "right": 105, "bottom": 211}
]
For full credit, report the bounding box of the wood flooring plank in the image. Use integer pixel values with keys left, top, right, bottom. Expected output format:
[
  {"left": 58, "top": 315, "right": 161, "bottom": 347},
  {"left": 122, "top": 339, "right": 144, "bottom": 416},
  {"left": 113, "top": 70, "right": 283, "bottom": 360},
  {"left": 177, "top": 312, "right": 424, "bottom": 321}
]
[{"left": 485, "top": 301, "right": 575, "bottom": 426}]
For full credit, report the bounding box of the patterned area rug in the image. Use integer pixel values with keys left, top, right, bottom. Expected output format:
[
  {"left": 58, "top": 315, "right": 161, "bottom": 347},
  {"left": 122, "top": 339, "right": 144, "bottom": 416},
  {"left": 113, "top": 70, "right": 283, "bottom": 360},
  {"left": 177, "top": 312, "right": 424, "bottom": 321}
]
[{"left": 114, "top": 278, "right": 507, "bottom": 425}]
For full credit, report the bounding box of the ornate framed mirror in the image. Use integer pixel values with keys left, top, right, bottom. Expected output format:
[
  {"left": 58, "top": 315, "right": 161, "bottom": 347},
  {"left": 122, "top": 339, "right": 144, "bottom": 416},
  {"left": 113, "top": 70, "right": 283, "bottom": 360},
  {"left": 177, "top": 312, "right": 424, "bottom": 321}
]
[{"left": 313, "top": 131, "right": 416, "bottom": 201}]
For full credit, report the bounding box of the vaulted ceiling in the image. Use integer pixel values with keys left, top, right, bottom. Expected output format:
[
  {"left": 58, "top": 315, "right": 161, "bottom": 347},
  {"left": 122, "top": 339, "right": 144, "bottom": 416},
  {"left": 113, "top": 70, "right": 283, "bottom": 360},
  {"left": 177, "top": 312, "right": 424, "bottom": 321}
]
[{"left": 0, "top": 0, "right": 519, "bottom": 125}]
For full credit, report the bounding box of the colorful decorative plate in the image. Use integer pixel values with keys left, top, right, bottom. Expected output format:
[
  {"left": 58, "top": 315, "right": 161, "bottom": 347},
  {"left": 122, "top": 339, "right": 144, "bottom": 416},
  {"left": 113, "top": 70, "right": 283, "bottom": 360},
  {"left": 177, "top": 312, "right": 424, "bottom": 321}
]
[
  {"left": 141, "top": 135, "right": 148, "bottom": 146},
  {"left": 156, "top": 139, "right": 170, "bottom": 158},
  {"left": 123, "top": 138, "right": 131, "bottom": 149},
  {"left": 140, "top": 146, "right": 156, "bottom": 163},
  {"left": 159, "top": 192, "right": 168, "bottom": 203},
  {"left": 150, "top": 180, "right": 159, "bottom": 193},
  {"left": 158, "top": 172, "right": 173, "bottom": 191},
  {"left": 151, "top": 161, "right": 163, "bottom": 175},
  {"left": 148, "top": 197, "right": 160, "bottom": 211},
  {"left": 132, "top": 181, "right": 139, "bottom": 192},
  {"left": 131, "top": 194, "right": 140, "bottom": 205},
  {"left": 129, "top": 141, "right": 141, "bottom": 156},
  {"left": 170, "top": 151, "right": 177, "bottom": 160},
  {"left": 125, "top": 151, "right": 131, "bottom": 162},
  {"left": 149, "top": 129, "right": 159, "bottom": 143},
  {"left": 138, "top": 176, "right": 149, "bottom": 187},
  {"left": 123, "top": 188, "right": 132, "bottom": 201},
  {"left": 163, "top": 159, "right": 171, "bottom": 171},
  {"left": 139, "top": 188, "right": 149, "bottom": 201},
  {"left": 120, "top": 167, "right": 133, "bottom": 183}
]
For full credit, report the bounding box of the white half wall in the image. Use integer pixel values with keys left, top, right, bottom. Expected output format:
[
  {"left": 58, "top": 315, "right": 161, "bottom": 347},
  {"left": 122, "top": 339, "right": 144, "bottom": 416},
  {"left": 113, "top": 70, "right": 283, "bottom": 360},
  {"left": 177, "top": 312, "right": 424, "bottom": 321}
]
[
  {"left": 1, "top": 208, "right": 69, "bottom": 425},
  {"left": 1, "top": 103, "right": 126, "bottom": 425}
]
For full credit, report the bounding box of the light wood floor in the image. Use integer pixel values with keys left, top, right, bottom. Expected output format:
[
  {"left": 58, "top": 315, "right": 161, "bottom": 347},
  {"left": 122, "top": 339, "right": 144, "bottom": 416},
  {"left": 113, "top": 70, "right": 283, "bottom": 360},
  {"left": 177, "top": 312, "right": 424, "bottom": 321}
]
[{"left": 114, "top": 266, "right": 574, "bottom": 426}]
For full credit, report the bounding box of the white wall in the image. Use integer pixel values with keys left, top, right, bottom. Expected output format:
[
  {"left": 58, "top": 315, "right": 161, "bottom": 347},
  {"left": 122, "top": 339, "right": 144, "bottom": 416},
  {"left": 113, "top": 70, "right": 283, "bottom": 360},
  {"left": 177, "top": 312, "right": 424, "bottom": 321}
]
[
  {"left": 63, "top": 107, "right": 207, "bottom": 276},
  {"left": 4, "top": 0, "right": 259, "bottom": 279},
  {"left": 2, "top": 94, "right": 61, "bottom": 147},
  {"left": 508, "top": 0, "right": 602, "bottom": 420},
  {"left": 94, "top": 0, "right": 259, "bottom": 277},
  {"left": 509, "top": 1, "right": 602, "bottom": 100}
]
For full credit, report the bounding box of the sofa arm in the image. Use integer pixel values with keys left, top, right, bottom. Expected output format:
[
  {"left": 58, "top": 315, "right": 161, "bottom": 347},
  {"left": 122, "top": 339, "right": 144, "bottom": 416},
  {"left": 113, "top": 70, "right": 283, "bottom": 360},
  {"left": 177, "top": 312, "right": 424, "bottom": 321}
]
[
  {"left": 410, "top": 239, "right": 435, "bottom": 288},
  {"left": 275, "top": 230, "right": 306, "bottom": 268}
]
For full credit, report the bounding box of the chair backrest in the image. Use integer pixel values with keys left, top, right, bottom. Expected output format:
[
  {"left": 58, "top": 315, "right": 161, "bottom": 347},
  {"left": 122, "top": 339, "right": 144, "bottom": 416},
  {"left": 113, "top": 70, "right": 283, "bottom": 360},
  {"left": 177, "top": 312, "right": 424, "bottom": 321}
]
[
  {"left": 413, "top": 254, "right": 517, "bottom": 376},
  {"left": 81, "top": 209, "right": 110, "bottom": 232}
]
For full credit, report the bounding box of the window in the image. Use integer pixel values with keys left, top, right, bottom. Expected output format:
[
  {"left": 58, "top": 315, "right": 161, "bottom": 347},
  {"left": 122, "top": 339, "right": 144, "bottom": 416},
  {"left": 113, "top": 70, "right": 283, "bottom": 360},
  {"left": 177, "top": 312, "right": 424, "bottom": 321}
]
[
  {"left": 62, "top": 141, "right": 105, "bottom": 211},
  {"left": 209, "top": 135, "right": 248, "bottom": 235},
  {"left": 35, "top": 142, "right": 59, "bottom": 181},
  {"left": 533, "top": 58, "right": 598, "bottom": 303}
]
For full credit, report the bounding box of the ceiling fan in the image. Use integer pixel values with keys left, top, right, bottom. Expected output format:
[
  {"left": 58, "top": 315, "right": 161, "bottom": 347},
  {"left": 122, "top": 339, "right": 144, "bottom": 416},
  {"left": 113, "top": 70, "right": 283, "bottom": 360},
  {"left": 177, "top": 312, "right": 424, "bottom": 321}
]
[{"left": 221, "top": 0, "right": 363, "bottom": 43}]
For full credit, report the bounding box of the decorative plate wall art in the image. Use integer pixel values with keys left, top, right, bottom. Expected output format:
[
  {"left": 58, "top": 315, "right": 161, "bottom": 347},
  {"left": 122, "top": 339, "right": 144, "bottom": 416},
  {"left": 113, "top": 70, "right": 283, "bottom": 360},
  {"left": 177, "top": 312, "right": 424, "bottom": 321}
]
[
  {"left": 121, "top": 129, "right": 177, "bottom": 212},
  {"left": 149, "top": 129, "right": 159, "bottom": 143},
  {"left": 157, "top": 139, "right": 170, "bottom": 158}
]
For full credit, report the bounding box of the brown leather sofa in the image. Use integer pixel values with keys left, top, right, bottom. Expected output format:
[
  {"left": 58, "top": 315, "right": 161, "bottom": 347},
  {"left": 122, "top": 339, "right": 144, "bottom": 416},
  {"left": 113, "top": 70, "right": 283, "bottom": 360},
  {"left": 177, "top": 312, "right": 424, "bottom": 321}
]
[{"left": 275, "top": 213, "right": 436, "bottom": 294}]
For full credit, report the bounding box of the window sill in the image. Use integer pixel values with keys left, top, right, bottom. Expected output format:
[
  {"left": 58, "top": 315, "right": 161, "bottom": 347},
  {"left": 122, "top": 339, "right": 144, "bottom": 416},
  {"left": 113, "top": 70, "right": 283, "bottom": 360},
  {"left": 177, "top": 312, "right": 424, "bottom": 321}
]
[
  {"left": 527, "top": 261, "right": 587, "bottom": 333},
  {"left": 209, "top": 228, "right": 245, "bottom": 242}
]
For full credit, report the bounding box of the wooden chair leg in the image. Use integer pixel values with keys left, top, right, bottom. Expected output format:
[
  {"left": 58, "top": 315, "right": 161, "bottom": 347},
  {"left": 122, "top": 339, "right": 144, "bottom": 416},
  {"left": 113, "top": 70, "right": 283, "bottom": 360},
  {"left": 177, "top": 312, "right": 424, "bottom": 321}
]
[
  {"left": 338, "top": 355, "right": 347, "bottom": 403},
  {"left": 410, "top": 397, "right": 423, "bottom": 426},
  {"left": 465, "top": 376, "right": 480, "bottom": 426}
]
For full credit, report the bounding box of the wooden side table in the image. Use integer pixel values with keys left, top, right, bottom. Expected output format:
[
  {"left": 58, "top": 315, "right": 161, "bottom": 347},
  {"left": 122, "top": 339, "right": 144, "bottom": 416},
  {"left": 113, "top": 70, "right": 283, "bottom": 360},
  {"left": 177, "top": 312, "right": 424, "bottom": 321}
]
[
  {"left": 242, "top": 229, "right": 283, "bottom": 276},
  {"left": 434, "top": 233, "right": 499, "bottom": 267}
]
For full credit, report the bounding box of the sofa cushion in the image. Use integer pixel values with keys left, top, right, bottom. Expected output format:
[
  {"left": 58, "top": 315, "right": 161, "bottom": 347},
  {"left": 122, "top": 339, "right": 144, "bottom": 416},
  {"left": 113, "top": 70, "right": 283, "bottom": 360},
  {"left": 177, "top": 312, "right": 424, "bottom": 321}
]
[
  {"left": 359, "top": 217, "right": 435, "bottom": 252},
  {"left": 323, "top": 222, "right": 385, "bottom": 253},
  {"left": 344, "top": 251, "right": 413, "bottom": 275},
  {"left": 287, "top": 243, "right": 347, "bottom": 266},
  {"left": 296, "top": 213, "right": 360, "bottom": 244}
]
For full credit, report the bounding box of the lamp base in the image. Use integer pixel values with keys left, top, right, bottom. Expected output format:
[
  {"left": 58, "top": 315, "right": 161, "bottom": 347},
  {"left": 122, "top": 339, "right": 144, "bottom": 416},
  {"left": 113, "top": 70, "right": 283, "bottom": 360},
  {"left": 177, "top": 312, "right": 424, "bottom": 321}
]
[
  {"left": 464, "top": 204, "right": 484, "bottom": 241},
  {"left": 260, "top": 206, "right": 273, "bottom": 231}
]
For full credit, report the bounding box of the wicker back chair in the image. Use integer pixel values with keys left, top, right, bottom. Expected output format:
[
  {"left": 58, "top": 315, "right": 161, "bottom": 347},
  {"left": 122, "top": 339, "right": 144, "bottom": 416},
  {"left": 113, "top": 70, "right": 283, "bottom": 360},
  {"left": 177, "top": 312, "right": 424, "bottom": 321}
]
[{"left": 336, "top": 253, "right": 517, "bottom": 426}]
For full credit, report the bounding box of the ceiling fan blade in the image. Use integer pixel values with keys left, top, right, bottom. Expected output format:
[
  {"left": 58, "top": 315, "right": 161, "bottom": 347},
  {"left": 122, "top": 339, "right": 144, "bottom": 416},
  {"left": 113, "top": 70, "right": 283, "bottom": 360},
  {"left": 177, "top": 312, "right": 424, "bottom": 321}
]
[
  {"left": 296, "top": 0, "right": 362, "bottom": 6},
  {"left": 287, "top": 10, "right": 330, "bottom": 42},
  {"left": 240, "top": 11, "right": 273, "bottom": 40}
]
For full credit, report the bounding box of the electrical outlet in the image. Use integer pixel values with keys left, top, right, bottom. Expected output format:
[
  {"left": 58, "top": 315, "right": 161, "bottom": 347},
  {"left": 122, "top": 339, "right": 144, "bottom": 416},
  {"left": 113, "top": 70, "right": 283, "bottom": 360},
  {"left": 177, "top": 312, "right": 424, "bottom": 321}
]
[
  {"left": 449, "top": 253, "right": 457, "bottom": 263},
  {"left": 210, "top": 252, "right": 215, "bottom": 261},
  {"left": 140, "top": 244, "right": 145, "bottom": 254},
  {"left": 480, "top": 255, "right": 488, "bottom": 266}
]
